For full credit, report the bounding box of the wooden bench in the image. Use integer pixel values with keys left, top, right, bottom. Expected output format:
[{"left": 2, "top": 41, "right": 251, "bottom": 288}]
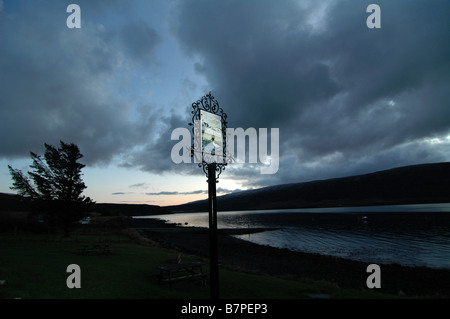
[
  {"left": 82, "top": 244, "right": 111, "bottom": 256},
  {"left": 158, "top": 257, "right": 207, "bottom": 287}
]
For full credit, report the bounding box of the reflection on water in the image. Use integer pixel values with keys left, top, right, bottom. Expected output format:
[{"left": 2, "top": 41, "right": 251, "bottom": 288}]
[{"left": 139, "top": 203, "right": 450, "bottom": 269}]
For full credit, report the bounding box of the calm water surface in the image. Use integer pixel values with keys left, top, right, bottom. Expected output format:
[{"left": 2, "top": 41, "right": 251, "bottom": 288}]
[{"left": 138, "top": 203, "right": 450, "bottom": 269}]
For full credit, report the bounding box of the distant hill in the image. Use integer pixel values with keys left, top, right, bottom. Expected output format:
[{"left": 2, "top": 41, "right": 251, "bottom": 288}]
[
  {"left": 0, "top": 193, "right": 168, "bottom": 216},
  {"left": 0, "top": 193, "right": 35, "bottom": 211},
  {"left": 93, "top": 203, "right": 169, "bottom": 216},
  {"left": 3, "top": 162, "right": 450, "bottom": 216},
  {"left": 168, "top": 162, "right": 450, "bottom": 212}
]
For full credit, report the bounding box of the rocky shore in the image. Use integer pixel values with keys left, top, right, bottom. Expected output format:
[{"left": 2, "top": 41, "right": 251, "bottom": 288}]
[{"left": 131, "top": 218, "right": 450, "bottom": 298}]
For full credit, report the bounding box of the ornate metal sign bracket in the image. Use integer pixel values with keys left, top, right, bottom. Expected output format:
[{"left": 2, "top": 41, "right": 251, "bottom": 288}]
[{"left": 189, "top": 92, "right": 228, "bottom": 183}]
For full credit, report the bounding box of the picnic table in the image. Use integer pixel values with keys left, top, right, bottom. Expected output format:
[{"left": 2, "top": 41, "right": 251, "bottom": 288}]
[
  {"left": 82, "top": 244, "right": 111, "bottom": 256},
  {"left": 158, "top": 262, "right": 207, "bottom": 287}
]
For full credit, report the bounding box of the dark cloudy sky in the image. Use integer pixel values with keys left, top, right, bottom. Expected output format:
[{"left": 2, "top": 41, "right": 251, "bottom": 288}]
[{"left": 1, "top": 0, "right": 449, "bottom": 206}]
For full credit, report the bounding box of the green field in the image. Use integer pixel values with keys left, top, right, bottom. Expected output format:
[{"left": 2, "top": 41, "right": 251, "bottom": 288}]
[{"left": 0, "top": 234, "right": 397, "bottom": 299}]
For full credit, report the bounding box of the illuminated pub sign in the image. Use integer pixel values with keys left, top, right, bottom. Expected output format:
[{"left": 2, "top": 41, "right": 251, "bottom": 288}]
[{"left": 200, "top": 110, "right": 223, "bottom": 163}]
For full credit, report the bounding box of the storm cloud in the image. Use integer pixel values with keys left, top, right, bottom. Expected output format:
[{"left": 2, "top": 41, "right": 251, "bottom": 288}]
[
  {"left": 1, "top": 0, "right": 449, "bottom": 193},
  {"left": 0, "top": 0, "right": 163, "bottom": 164},
  {"left": 169, "top": 0, "right": 450, "bottom": 186}
]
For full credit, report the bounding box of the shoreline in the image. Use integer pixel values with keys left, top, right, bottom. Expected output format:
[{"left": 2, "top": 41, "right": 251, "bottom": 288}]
[{"left": 131, "top": 218, "right": 450, "bottom": 298}]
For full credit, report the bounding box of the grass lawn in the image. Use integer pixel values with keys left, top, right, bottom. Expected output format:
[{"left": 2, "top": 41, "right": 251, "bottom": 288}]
[{"left": 0, "top": 234, "right": 398, "bottom": 299}]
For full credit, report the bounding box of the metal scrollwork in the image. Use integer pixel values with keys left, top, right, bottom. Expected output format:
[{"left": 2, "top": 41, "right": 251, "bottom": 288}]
[
  {"left": 188, "top": 92, "right": 228, "bottom": 182},
  {"left": 201, "top": 162, "right": 226, "bottom": 182}
]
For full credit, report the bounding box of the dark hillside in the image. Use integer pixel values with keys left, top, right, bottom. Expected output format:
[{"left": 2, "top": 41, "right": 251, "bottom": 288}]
[
  {"left": 0, "top": 193, "right": 168, "bottom": 216},
  {"left": 169, "top": 162, "right": 450, "bottom": 212}
]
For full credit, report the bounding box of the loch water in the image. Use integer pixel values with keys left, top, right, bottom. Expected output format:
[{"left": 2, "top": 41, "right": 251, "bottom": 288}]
[{"left": 138, "top": 203, "right": 450, "bottom": 269}]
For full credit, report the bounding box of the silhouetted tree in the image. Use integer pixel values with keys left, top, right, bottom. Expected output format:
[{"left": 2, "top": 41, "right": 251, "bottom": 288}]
[{"left": 8, "top": 141, "right": 93, "bottom": 236}]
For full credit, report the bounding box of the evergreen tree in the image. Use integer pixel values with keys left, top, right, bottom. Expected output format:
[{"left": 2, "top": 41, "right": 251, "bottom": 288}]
[{"left": 8, "top": 141, "right": 93, "bottom": 236}]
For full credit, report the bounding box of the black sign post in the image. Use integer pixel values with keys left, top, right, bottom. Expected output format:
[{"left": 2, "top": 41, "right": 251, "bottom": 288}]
[
  {"left": 190, "top": 92, "right": 227, "bottom": 300},
  {"left": 207, "top": 162, "right": 219, "bottom": 300}
]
